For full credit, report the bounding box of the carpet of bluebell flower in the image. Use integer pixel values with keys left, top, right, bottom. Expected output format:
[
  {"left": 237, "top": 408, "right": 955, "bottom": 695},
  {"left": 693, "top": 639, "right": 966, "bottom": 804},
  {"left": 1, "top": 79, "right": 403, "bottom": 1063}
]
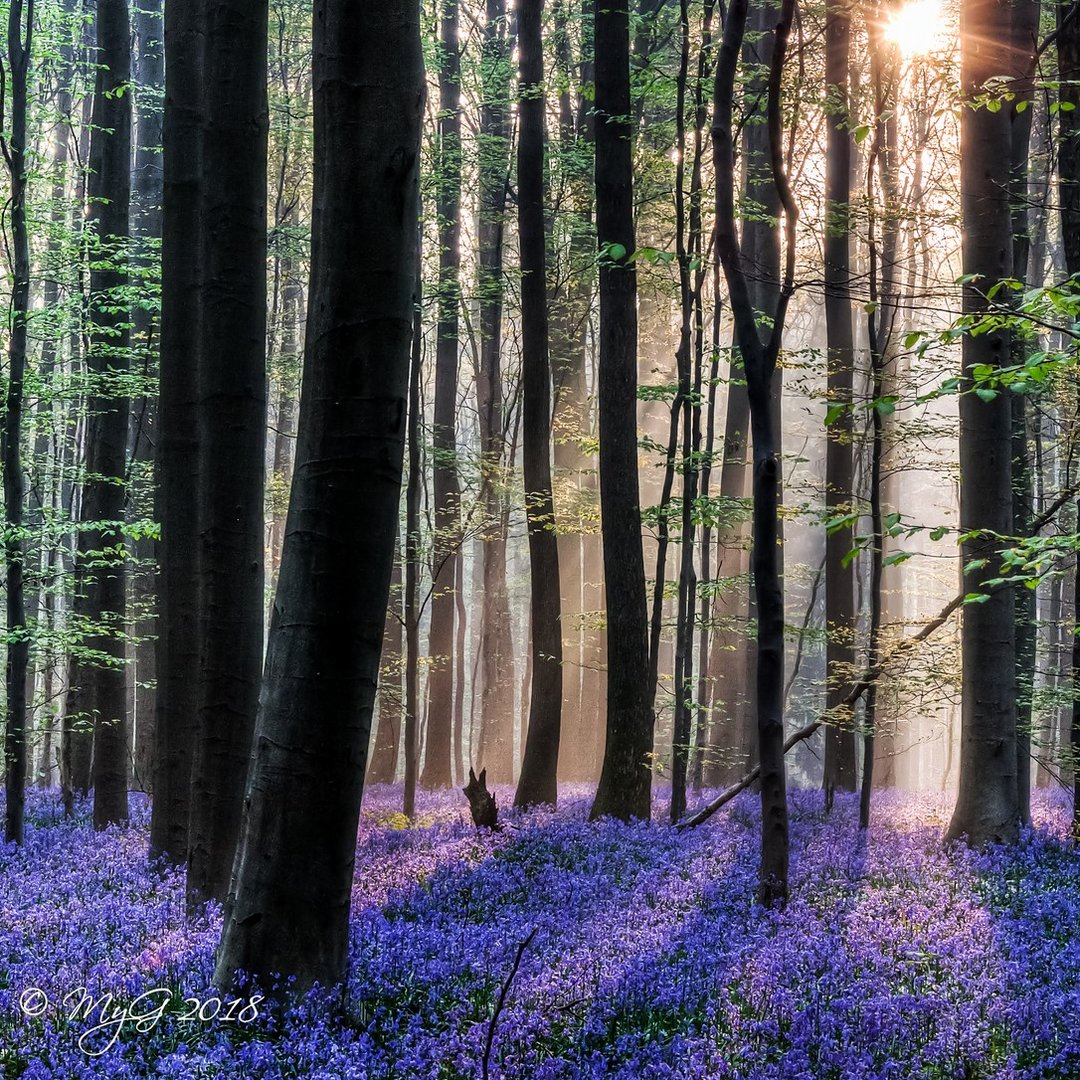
[{"left": 0, "top": 784, "right": 1078, "bottom": 1078}]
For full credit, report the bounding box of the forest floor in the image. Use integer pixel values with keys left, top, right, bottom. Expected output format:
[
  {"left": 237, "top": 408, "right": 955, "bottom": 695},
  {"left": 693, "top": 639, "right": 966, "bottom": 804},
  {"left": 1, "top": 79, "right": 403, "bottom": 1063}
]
[{"left": 0, "top": 785, "right": 1077, "bottom": 1079}]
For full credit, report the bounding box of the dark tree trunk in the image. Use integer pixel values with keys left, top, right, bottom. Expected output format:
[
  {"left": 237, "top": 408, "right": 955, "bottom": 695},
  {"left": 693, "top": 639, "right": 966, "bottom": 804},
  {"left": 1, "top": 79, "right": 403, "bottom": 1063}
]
[
  {"left": 404, "top": 269, "right": 423, "bottom": 820},
  {"left": 215, "top": 0, "right": 423, "bottom": 995},
  {"left": 3, "top": 0, "right": 32, "bottom": 845},
  {"left": 822, "top": 0, "right": 857, "bottom": 805},
  {"left": 712, "top": 0, "right": 796, "bottom": 904},
  {"left": 1060, "top": 0, "right": 1080, "bottom": 834},
  {"left": 422, "top": 0, "right": 463, "bottom": 790},
  {"left": 589, "top": 0, "right": 654, "bottom": 823},
  {"left": 514, "top": 0, "right": 563, "bottom": 809},
  {"left": 1007, "top": 0, "right": 1039, "bottom": 828},
  {"left": 81, "top": 0, "right": 131, "bottom": 830},
  {"left": 475, "top": 0, "right": 515, "bottom": 784},
  {"left": 186, "top": 0, "right": 269, "bottom": 910},
  {"left": 946, "top": 0, "right": 1019, "bottom": 847},
  {"left": 150, "top": 0, "right": 201, "bottom": 863},
  {"left": 129, "top": 0, "right": 163, "bottom": 796}
]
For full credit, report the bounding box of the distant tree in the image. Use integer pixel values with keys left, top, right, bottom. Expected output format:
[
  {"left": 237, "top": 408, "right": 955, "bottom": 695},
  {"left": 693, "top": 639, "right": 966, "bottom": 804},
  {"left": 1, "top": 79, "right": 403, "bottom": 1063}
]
[
  {"left": 514, "top": 0, "right": 563, "bottom": 809},
  {"left": 422, "top": 0, "right": 463, "bottom": 790},
  {"left": 822, "top": 0, "right": 857, "bottom": 806},
  {"left": 215, "top": 0, "right": 424, "bottom": 994},
  {"left": 589, "top": 0, "right": 654, "bottom": 823}
]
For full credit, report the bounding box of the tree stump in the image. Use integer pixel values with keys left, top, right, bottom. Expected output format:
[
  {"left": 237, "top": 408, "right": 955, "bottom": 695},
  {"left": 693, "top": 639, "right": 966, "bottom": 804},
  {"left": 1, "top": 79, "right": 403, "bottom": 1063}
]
[{"left": 463, "top": 767, "right": 498, "bottom": 829}]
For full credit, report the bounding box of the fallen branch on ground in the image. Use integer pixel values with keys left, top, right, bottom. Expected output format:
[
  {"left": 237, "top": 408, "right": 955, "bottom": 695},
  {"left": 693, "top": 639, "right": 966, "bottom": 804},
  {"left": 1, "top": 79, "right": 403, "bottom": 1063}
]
[{"left": 677, "top": 482, "right": 1080, "bottom": 831}]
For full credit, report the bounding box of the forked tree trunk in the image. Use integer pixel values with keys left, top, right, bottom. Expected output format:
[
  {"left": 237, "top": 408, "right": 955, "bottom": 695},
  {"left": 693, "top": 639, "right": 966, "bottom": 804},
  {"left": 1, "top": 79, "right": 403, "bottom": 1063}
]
[
  {"left": 589, "top": 0, "right": 654, "bottom": 823},
  {"left": 215, "top": 0, "right": 423, "bottom": 995},
  {"left": 712, "top": 0, "right": 797, "bottom": 904}
]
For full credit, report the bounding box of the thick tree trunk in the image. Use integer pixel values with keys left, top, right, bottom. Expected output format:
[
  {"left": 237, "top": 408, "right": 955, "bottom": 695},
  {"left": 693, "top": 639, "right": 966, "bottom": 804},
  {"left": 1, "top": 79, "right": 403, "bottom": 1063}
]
[
  {"left": 946, "top": 0, "right": 1018, "bottom": 847},
  {"left": 422, "top": 0, "right": 464, "bottom": 790},
  {"left": 822, "top": 0, "right": 857, "bottom": 805},
  {"left": 186, "top": 0, "right": 269, "bottom": 910},
  {"left": 150, "top": 0, "right": 201, "bottom": 863},
  {"left": 514, "top": 0, "right": 563, "bottom": 809},
  {"left": 80, "top": 0, "right": 132, "bottom": 830},
  {"left": 215, "top": 0, "right": 423, "bottom": 995},
  {"left": 589, "top": 0, "right": 654, "bottom": 823},
  {"left": 3, "top": 0, "right": 32, "bottom": 845}
]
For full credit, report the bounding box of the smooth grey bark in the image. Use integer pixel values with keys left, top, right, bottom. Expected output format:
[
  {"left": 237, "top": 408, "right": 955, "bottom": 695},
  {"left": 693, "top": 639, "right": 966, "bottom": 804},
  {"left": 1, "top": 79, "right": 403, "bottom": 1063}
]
[{"left": 215, "top": 0, "right": 423, "bottom": 994}]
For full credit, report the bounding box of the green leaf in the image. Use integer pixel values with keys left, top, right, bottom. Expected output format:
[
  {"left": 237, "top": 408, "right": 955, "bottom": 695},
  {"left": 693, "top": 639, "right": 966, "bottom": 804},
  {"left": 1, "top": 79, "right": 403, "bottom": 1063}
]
[{"left": 975, "top": 387, "right": 998, "bottom": 402}]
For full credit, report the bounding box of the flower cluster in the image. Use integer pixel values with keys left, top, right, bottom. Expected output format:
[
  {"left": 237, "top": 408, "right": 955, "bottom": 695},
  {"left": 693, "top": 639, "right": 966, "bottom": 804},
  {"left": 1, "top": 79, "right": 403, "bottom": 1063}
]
[{"left": 0, "top": 784, "right": 1077, "bottom": 1077}]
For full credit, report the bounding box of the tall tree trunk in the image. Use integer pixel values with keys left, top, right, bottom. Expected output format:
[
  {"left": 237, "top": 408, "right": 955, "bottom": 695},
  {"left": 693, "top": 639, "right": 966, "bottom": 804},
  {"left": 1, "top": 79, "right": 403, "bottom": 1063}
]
[
  {"left": 404, "top": 256, "right": 423, "bottom": 820},
  {"left": 1059, "top": 0, "right": 1080, "bottom": 834},
  {"left": 713, "top": 0, "right": 796, "bottom": 904},
  {"left": 822, "top": 0, "right": 857, "bottom": 805},
  {"left": 422, "top": 0, "right": 463, "bottom": 790},
  {"left": 79, "top": 0, "right": 132, "bottom": 830},
  {"left": 551, "top": 0, "right": 592, "bottom": 783},
  {"left": 474, "top": 0, "right": 515, "bottom": 784},
  {"left": 1007, "top": 0, "right": 1039, "bottom": 828},
  {"left": 514, "top": 0, "right": 563, "bottom": 809},
  {"left": 187, "top": 0, "right": 268, "bottom": 909},
  {"left": 3, "top": 0, "right": 32, "bottom": 845},
  {"left": 946, "top": 0, "right": 1019, "bottom": 847},
  {"left": 129, "top": 0, "right": 163, "bottom": 795},
  {"left": 150, "top": 0, "right": 201, "bottom": 863},
  {"left": 215, "top": 0, "right": 423, "bottom": 995},
  {"left": 589, "top": 0, "right": 654, "bottom": 822}
]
